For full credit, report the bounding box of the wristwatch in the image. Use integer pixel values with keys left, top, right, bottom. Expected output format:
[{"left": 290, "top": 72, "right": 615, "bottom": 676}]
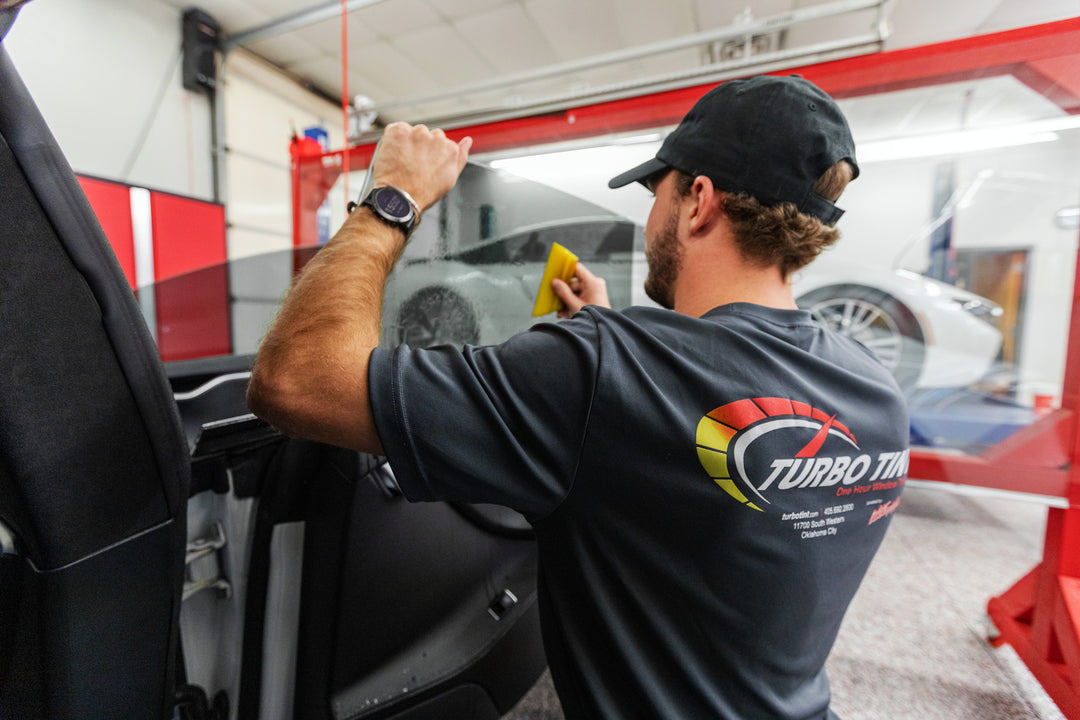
[{"left": 354, "top": 185, "right": 420, "bottom": 239}]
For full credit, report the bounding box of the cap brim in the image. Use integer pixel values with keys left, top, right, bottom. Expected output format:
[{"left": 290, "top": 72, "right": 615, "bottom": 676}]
[{"left": 608, "top": 156, "right": 668, "bottom": 189}]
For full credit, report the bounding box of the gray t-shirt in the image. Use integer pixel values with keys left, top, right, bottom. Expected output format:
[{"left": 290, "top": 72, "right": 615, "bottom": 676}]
[{"left": 369, "top": 303, "right": 908, "bottom": 720}]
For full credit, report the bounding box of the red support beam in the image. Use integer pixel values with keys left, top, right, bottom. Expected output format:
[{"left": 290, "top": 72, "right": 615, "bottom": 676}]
[
  {"left": 291, "top": 134, "right": 334, "bottom": 249},
  {"left": 987, "top": 233, "right": 1080, "bottom": 716},
  {"left": 908, "top": 449, "right": 1069, "bottom": 499},
  {"left": 800, "top": 17, "right": 1080, "bottom": 102}
]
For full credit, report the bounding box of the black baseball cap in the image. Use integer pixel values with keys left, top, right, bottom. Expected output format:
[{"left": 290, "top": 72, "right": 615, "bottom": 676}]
[{"left": 608, "top": 75, "right": 859, "bottom": 225}]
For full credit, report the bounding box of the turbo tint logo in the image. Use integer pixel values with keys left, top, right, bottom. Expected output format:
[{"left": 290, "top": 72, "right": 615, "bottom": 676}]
[{"left": 695, "top": 397, "right": 906, "bottom": 512}]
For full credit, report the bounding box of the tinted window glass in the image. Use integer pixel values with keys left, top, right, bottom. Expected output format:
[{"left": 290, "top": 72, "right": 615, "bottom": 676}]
[{"left": 142, "top": 165, "right": 650, "bottom": 364}]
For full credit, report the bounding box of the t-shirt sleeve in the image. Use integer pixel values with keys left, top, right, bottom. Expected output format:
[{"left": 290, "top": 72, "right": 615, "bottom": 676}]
[{"left": 367, "top": 313, "right": 600, "bottom": 520}]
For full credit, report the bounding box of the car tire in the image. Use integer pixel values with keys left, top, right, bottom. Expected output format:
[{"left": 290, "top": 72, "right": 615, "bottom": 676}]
[
  {"left": 797, "top": 284, "right": 926, "bottom": 391},
  {"left": 397, "top": 286, "right": 481, "bottom": 348}
]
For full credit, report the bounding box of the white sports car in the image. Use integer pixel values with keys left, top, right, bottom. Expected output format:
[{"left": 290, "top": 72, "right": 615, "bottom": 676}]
[{"left": 382, "top": 217, "right": 1002, "bottom": 392}]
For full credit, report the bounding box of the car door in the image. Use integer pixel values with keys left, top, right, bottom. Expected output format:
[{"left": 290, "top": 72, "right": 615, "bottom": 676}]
[{"left": 165, "top": 249, "right": 546, "bottom": 720}]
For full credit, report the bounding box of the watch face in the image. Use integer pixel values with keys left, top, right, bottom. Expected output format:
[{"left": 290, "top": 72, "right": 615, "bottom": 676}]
[{"left": 375, "top": 188, "right": 412, "bottom": 220}]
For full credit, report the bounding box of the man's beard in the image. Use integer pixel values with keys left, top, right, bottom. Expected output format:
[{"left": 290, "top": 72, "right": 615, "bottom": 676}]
[{"left": 644, "top": 206, "right": 682, "bottom": 310}]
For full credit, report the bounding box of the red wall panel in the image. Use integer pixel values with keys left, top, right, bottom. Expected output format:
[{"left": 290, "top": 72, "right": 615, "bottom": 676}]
[
  {"left": 77, "top": 176, "right": 137, "bottom": 288},
  {"left": 148, "top": 191, "right": 227, "bottom": 278},
  {"left": 147, "top": 191, "right": 230, "bottom": 362},
  {"left": 152, "top": 263, "right": 232, "bottom": 363}
]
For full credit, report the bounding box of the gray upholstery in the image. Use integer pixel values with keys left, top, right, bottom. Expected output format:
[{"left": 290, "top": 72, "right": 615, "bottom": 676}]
[{"left": 0, "top": 9, "right": 189, "bottom": 718}]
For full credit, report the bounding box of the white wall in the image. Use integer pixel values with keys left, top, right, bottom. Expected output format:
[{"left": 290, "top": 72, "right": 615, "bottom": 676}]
[
  {"left": 222, "top": 49, "right": 344, "bottom": 354},
  {"left": 5, "top": 0, "right": 213, "bottom": 198},
  {"left": 5, "top": 0, "right": 341, "bottom": 252},
  {"left": 223, "top": 49, "right": 343, "bottom": 259}
]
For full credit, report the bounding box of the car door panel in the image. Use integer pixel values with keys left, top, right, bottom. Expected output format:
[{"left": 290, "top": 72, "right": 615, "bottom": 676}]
[{"left": 170, "top": 364, "right": 546, "bottom": 720}]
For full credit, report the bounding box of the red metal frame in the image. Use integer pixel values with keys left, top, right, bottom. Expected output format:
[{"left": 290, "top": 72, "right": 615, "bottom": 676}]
[
  {"left": 292, "top": 19, "right": 1080, "bottom": 710},
  {"left": 986, "top": 234, "right": 1080, "bottom": 718}
]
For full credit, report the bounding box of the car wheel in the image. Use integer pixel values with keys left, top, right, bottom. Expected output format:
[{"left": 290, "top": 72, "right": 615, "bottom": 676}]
[
  {"left": 397, "top": 286, "right": 481, "bottom": 348},
  {"left": 797, "top": 284, "right": 926, "bottom": 391}
]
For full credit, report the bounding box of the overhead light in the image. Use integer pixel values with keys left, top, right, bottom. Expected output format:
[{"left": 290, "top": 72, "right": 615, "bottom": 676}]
[
  {"left": 489, "top": 142, "right": 660, "bottom": 185},
  {"left": 611, "top": 133, "right": 664, "bottom": 146},
  {"left": 858, "top": 115, "right": 1080, "bottom": 163},
  {"left": 1056, "top": 207, "right": 1080, "bottom": 229},
  {"left": 482, "top": 130, "right": 666, "bottom": 165},
  {"left": 488, "top": 114, "right": 1080, "bottom": 187},
  {"left": 859, "top": 130, "right": 1058, "bottom": 162}
]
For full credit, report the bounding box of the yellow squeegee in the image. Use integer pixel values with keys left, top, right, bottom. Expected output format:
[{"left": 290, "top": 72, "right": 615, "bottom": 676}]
[{"left": 532, "top": 242, "right": 578, "bottom": 317}]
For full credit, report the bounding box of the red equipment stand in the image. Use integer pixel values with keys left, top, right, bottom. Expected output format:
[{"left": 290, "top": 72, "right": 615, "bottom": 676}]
[
  {"left": 983, "top": 252, "right": 1080, "bottom": 717},
  {"left": 291, "top": 18, "right": 1080, "bottom": 713}
]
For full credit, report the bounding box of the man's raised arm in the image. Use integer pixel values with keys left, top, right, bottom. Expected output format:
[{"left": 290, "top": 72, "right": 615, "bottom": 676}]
[{"left": 246, "top": 123, "right": 472, "bottom": 454}]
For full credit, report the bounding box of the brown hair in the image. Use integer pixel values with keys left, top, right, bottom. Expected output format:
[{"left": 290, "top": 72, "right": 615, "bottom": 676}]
[{"left": 674, "top": 160, "right": 855, "bottom": 280}]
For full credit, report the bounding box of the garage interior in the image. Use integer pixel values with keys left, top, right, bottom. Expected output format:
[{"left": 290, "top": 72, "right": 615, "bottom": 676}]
[{"left": 4, "top": 0, "right": 1080, "bottom": 719}]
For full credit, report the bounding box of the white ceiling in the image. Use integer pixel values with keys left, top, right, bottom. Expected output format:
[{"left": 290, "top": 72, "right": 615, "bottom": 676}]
[{"left": 160, "top": 0, "right": 1080, "bottom": 128}]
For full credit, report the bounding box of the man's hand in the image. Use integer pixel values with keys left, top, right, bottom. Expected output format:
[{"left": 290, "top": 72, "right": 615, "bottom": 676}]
[
  {"left": 552, "top": 262, "right": 611, "bottom": 318},
  {"left": 371, "top": 122, "right": 472, "bottom": 211}
]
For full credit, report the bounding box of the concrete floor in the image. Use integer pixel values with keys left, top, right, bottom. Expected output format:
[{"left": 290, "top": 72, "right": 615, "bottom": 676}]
[{"left": 502, "top": 484, "right": 1067, "bottom": 720}]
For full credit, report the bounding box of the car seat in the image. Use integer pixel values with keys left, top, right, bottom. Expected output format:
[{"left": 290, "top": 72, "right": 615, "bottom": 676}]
[{"left": 0, "top": 5, "right": 190, "bottom": 718}]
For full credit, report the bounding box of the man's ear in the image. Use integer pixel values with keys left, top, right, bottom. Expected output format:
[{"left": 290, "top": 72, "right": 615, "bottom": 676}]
[{"left": 688, "top": 175, "right": 721, "bottom": 234}]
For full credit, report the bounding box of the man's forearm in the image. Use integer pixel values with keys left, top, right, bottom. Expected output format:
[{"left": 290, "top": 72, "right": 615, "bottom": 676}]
[
  {"left": 247, "top": 209, "right": 405, "bottom": 453},
  {"left": 246, "top": 122, "right": 472, "bottom": 453}
]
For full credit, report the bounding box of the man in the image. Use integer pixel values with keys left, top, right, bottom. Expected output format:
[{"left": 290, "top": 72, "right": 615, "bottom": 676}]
[{"left": 248, "top": 75, "right": 908, "bottom": 720}]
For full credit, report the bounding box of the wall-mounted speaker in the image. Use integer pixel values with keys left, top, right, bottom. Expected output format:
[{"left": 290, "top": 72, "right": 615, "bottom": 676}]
[{"left": 182, "top": 8, "right": 219, "bottom": 94}]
